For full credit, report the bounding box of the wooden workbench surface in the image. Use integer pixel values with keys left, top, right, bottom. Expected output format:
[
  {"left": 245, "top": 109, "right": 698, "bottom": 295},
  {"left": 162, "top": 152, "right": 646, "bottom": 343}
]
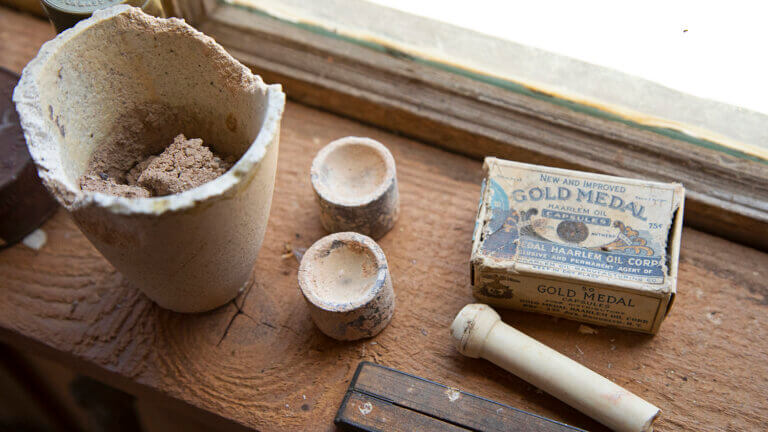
[{"left": 1, "top": 7, "right": 767, "bottom": 431}]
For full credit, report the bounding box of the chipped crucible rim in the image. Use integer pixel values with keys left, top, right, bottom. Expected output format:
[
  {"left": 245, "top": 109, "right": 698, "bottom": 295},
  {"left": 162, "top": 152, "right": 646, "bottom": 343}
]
[{"left": 12, "top": 5, "right": 285, "bottom": 216}]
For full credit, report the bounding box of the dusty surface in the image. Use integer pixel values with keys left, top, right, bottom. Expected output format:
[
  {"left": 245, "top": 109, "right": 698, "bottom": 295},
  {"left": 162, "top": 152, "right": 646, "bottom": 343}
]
[
  {"left": 2, "top": 8, "right": 768, "bottom": 432},
  {"left": 80, "top": 133, "right": 233, "bottom": 198}
]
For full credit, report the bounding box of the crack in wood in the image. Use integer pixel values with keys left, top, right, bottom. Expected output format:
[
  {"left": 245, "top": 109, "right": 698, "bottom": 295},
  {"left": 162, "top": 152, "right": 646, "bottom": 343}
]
[{"left": 217, "top": 281, "right": 256, "bottom": 347}]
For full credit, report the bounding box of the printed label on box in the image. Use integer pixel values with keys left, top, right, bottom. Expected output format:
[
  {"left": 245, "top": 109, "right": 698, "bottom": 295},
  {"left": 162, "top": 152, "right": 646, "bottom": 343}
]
[
  {"left": 474, "top": 272, "right": 663, "bottom": 332},
  {"left": 471, "top": 158, "right": 684, "bottom": 333},
  {"left": 479, "top": 164, "right": 677, "bottom": 284}
]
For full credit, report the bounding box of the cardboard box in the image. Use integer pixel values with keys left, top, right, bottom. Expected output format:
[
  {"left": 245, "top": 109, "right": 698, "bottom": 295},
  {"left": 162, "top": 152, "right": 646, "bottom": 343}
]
[{"left": 471, "top": 158, "right": 685, "bottom": 334}]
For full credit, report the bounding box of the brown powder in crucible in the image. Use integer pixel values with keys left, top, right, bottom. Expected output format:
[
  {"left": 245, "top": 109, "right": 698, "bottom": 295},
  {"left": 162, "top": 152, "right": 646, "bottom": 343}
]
[
  {"left": 80, "top": 134, "right": 234, "bottom": 198},
  {"left": 80, "top": 174, "right": 151, "bottom": 198}
]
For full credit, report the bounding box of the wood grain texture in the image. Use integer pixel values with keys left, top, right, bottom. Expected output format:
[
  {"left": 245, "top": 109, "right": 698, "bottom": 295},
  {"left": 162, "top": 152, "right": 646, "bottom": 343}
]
[
  {"left": 199, "top": 3, "right": 768, "bottom": 251},
  {"left": 1, "top": 7, "right": 767, "bottom": 431}
]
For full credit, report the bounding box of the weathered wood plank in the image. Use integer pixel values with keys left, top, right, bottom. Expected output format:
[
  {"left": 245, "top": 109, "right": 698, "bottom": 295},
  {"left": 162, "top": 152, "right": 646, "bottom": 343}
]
[
  {"left": 199, "top": 4, "right": 768, "bottom": 251},
  {"left": 1, "top": 7, "right": 767, "bottom": 432}
]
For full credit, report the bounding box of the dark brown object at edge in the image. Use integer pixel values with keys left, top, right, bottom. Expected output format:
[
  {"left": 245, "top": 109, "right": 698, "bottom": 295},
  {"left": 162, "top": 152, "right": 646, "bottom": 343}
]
[{"left": 0, "top": 67, "right": 57, "bottom": 248}]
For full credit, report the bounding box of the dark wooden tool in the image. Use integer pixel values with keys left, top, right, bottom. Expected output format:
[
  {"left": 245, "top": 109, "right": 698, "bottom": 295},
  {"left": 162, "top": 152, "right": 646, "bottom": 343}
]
[
  {"left": 0, "top": 67, "right": 57, "bottom": 248},
  {"left": 335, "top": 362, "right": 585, "bottom": 432}
]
